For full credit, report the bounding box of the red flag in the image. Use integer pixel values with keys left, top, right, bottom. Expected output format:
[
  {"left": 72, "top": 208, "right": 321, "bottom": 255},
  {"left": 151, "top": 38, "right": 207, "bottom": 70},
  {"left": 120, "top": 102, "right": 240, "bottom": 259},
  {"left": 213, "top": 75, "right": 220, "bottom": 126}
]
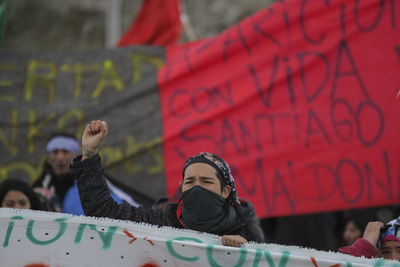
[{"left": 117, "top": 0, "right": 182, "bottom": 46}]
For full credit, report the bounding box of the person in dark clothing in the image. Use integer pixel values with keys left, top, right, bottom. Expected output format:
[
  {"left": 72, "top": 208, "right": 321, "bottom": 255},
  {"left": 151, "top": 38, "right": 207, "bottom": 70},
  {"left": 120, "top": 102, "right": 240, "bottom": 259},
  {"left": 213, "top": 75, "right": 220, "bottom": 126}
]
[
  {"left": 32, "top": 133, "right": 79, "bottom": 212},
  {"left": 0, "top": 179, "right": 47, "bottom": 210},
  {"left": 70, "top": 120, "right": 265, "bottom": 247}
]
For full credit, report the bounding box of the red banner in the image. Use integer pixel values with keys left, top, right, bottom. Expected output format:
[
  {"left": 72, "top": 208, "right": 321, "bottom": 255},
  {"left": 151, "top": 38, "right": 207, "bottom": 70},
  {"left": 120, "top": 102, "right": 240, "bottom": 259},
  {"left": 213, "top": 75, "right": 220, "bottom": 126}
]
[{"left": 159, "top": 0, "right": 400, "bottom": 218}]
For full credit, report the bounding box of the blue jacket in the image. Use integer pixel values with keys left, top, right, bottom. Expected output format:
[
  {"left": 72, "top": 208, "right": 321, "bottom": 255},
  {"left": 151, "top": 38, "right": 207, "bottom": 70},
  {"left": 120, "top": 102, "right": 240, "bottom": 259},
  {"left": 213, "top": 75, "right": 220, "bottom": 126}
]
[{"left": 62, "top": 181, "right": 123, "bottom": 215}]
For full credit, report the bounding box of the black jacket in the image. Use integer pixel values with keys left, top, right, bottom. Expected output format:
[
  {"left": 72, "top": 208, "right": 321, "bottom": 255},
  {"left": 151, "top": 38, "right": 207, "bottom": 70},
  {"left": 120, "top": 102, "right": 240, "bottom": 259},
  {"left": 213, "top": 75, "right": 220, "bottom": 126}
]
[
  {"left": 33, "top": 162, "right": 74, "bottom": 201},
  {"left": 70, "top": 154, "right": 265, "bottom": 243},
  {"left": 32, "top": 162, "right": 75, "bottom": 211}
]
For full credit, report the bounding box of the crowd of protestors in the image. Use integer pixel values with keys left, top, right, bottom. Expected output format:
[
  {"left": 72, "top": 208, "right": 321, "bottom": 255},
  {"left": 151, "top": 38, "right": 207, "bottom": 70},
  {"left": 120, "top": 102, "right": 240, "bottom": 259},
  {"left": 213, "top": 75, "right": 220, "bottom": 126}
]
[{"left": 0, "top": 122, "right": 399, "bottom": 255}]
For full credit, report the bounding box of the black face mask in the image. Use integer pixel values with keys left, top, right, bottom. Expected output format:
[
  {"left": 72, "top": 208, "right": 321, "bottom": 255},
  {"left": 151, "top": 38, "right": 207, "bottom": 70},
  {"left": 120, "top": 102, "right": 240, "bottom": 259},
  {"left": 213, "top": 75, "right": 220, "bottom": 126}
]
[{"left": 181, "top": 185, "right": 237, "bottom": 235}]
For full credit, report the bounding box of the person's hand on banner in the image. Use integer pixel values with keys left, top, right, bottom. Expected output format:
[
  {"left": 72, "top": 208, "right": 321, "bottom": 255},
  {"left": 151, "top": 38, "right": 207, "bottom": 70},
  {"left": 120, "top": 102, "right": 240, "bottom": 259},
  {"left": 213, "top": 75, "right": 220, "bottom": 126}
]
[
  {"left": 82, "top": 120, "right": 108, "bottom": 160},
  {"left": 222, "top": 235, "right": 247, "bottom": 247},
  {"left": 363, "top": 221, "right": 384, "bottom": 247}
]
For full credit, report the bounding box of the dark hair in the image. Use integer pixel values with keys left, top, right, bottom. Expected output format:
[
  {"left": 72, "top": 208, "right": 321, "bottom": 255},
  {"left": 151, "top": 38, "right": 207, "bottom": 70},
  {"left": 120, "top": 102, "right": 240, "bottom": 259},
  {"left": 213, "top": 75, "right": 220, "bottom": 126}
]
[
  {"left": 345, "top": 210, "right": 375, "bottom": 232},
  {"left": 0, "top": 179, "right": 45, "bottom": 210},
  {"left": 182, "top": 152, "right": 239, "bottom": 205},
  {"left": 182, "top": 154, "right": 226, "bottom": 191},
  {"left": 214, "top": 169, "right": 226, "bottom": 191}
]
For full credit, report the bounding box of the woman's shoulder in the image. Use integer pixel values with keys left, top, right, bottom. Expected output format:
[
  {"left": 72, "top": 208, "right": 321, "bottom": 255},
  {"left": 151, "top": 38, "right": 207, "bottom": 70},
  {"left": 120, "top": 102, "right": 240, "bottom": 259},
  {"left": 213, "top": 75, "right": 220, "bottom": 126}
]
[{"left": 237, "top": 199, "right": 256, "bottom": 215}]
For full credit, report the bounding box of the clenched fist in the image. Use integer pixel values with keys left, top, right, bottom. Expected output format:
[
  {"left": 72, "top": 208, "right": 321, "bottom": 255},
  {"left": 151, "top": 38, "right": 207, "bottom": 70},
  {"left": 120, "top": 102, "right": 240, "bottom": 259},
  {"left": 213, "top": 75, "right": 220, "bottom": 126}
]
[{"left": 81, "top": 120, "right": 108, "bottom": 160}]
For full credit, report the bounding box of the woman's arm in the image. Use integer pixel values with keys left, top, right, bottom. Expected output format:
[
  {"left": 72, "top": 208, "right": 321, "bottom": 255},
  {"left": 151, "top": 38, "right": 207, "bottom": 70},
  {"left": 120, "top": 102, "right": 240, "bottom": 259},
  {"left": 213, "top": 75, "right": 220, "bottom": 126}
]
[{"left": 70, "top": 120, "right": 164, "bottom": 225}]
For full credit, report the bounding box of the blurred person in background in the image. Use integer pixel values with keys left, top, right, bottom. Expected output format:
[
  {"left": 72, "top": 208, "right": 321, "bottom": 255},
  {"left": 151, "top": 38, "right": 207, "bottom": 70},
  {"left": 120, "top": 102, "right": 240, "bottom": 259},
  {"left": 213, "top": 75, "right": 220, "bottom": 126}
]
[
  {"left": 32, "top": 133, "right": 79, "bottom": 212},
  {"left": 342, "top": 210, "right": 374, "bottom": 246},
  {"left": 0, "top": 178, "right": 46, "bottom": 210}
]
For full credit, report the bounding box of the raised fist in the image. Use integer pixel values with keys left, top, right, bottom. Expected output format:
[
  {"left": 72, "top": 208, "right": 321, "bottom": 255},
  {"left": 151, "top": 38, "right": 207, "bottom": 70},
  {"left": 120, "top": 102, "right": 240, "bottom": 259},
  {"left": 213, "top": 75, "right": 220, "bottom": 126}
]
[{"left": 81, "top": 120, "right": 108, "bottom": 160}]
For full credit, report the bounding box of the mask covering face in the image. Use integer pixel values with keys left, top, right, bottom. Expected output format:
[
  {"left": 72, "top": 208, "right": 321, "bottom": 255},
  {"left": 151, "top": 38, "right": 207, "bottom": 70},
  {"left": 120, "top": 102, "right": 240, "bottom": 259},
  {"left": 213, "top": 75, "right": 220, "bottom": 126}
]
[{"left": 181, "top": 185, "right": 237, "bottom": 234}]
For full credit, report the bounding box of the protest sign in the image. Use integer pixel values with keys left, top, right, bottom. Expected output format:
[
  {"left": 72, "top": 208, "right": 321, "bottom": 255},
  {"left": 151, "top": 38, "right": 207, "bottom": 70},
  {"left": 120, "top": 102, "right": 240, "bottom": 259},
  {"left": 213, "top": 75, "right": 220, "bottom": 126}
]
[
  {"left": 160, "top": 0, "right": 400, "bottom": 217},
  {"left": 0, "top": 47, "right": 166, "bottom": 199},
  {"left": 1, "top": 208, "right": 399, "bottom": 267}
]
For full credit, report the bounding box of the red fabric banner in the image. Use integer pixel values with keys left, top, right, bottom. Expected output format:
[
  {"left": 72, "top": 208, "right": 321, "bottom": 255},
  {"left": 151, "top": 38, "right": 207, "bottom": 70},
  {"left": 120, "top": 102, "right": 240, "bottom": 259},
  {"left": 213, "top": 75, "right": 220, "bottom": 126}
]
[
  {"left": 117, "top": 0, "right": 182, "bottom": 46},
  {"left": 159, "top": 0, "right": 400, "bottom": 218}
]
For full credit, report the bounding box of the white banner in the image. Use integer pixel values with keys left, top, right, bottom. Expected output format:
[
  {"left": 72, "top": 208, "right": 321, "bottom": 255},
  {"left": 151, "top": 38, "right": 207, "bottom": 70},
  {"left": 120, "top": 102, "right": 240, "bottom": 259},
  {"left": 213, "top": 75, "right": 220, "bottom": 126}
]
[{"left": 0, "top": 208, "right": 398, "bottom": 267}]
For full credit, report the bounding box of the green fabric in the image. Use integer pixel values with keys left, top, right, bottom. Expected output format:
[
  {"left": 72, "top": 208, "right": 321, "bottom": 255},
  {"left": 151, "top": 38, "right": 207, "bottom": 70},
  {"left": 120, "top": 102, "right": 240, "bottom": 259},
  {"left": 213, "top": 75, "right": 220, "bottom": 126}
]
[{"left": 0, "top": 0, "right": 8, "bottom": 46}]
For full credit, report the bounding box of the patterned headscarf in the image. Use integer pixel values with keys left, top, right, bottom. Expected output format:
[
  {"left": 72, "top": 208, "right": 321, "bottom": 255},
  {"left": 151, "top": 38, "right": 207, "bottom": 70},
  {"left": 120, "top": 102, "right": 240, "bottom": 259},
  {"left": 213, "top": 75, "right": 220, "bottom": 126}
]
[
  {"left": 378, "top": 216, "right": 400, "bottom": 248},
  {"left": 182, "top": 152, "right": 239, "bottom": 205}
]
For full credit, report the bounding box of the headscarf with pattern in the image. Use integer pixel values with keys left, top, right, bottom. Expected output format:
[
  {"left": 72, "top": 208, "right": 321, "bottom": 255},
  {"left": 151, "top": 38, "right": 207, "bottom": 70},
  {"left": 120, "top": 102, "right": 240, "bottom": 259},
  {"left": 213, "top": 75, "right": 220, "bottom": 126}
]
[
  {"left": 378, "top": 216, "right": 400, "bottom": 248},
  {"left": 182, "top": 152, "right": 239, "bottom": 205}
]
